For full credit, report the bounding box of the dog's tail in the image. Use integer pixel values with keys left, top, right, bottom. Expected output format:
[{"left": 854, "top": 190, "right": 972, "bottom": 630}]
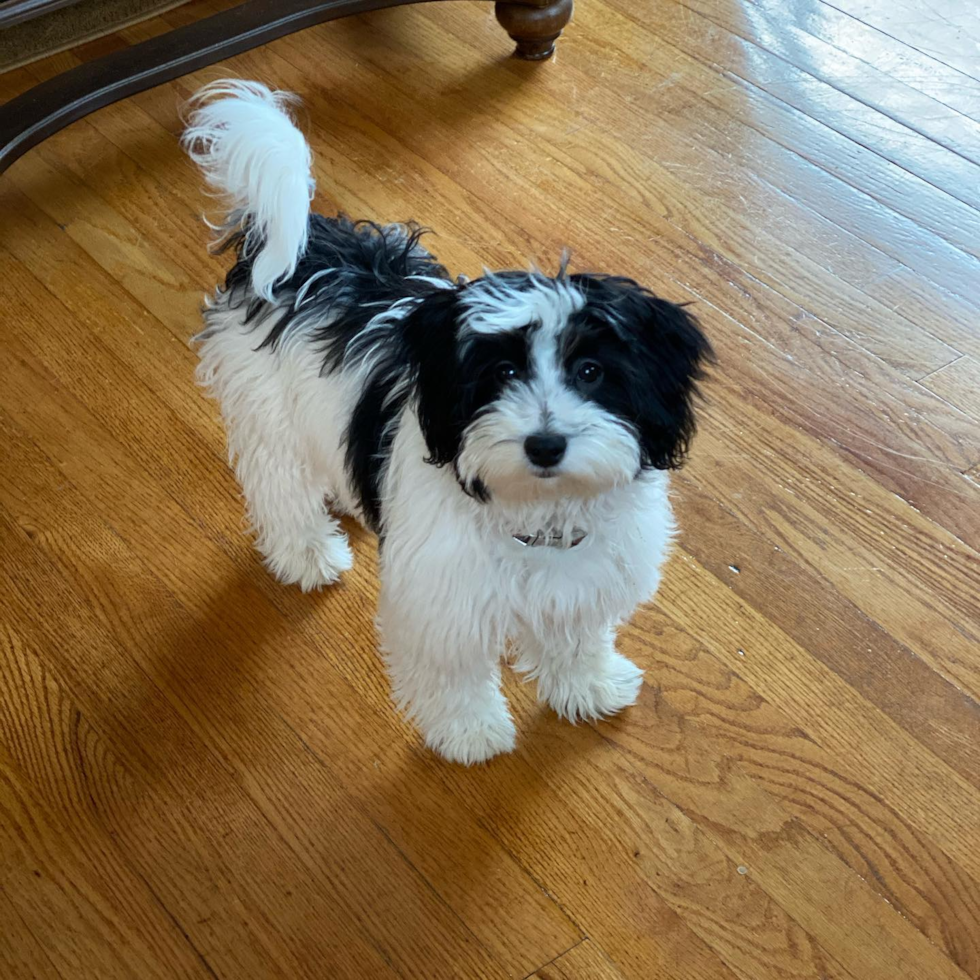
[{"left": 181, "top": 80, "right": 314, "bottom": 300}]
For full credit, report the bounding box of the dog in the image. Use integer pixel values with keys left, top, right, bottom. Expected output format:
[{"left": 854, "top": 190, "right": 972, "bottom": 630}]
[{"left": 182, "top": 80, "right": 710, "bottom": 764}]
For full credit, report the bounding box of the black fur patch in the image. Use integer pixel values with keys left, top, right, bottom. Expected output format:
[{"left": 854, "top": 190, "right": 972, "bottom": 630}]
[
  {"left": 220, "top": 214, "right": 450, "bottom": 358},
  {"left": 564, "top": 274, "right": 712, "bottom": 470},
  {"left": 218, "top": 214, "right": 453, "bottom": 531},
  {"left": 215, "top": 226, "right": 709, "bottom": 532},
  {"left": 400, "top": 294, "right": 536, "bottom": 486}
]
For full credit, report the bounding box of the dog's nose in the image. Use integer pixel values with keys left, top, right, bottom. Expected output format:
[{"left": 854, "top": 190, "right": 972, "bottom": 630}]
[{"left": 524, "top": 432, "right": 567, "bottom": 468}]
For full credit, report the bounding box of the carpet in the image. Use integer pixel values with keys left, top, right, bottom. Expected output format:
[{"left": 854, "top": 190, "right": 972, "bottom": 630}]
[{"left": 0, "top": 0, "right": 188, "bottom": 73}]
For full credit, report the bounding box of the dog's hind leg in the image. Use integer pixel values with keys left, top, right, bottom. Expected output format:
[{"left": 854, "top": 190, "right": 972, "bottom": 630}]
[
  {"left": 198, "top": 326, "right": 353, "bottom": 591},
  {"left": 236, "top": 434, "right": 353, "bottom": 591}
]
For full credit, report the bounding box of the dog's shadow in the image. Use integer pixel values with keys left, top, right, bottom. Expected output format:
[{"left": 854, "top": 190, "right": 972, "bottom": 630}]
[
  {"left": 353, "top": 688, "right": 589, "bottom": 911},
  {"left": 104, "top": 554, "right": 327, "bottom": 792},
  {"left": 109, "top": 543, "right": 607, "bottom": 904}
]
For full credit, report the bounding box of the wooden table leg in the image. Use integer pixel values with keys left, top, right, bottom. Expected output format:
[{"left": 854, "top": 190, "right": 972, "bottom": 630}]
[{"left": 495, "top": 0, "right": 573, "bottom": 61}]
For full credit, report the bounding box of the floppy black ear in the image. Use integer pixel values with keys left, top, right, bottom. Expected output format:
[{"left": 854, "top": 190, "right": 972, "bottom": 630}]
[
  {"left": 635, "top": 293, "right": 711, "bottom": 469},
  {"left": 571, "top": 274, "right": 712, "bottom": 469},
  {"left": 398, "top": 287, "right": 465, "bottom": 466}
]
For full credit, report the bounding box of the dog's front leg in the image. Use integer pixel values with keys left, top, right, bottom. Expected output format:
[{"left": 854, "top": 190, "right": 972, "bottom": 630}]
[
  {"left": 377, "top": 575, "right": 516, "bottom": 765},
  {"left": 514, "top": 620, "right": 643, "bottom": 724}
]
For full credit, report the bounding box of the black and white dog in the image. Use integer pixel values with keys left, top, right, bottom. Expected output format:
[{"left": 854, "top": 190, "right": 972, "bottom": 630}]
[{"left": 183, "top": 81, "right": 710, "bottom": 764}]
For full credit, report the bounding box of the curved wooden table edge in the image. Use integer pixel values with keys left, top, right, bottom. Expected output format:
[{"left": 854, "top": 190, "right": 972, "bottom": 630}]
[{"left": 0, "top": 0, "right": 572, "bottom": 174}]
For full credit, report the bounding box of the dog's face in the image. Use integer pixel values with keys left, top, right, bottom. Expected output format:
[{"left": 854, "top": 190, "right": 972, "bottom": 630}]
[{"left": 402, "top": 272, "right": 710, "bottom": 503}]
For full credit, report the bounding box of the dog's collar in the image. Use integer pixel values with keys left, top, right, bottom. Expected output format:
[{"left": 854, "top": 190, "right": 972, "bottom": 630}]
[{"left": 512, "top": 527, "right": 588, "bottom": 549}]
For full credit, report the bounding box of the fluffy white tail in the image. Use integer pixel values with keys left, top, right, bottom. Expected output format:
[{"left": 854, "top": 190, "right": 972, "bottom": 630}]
[{"left": 182, "top": 80, "right": 315, "bottom": 300}]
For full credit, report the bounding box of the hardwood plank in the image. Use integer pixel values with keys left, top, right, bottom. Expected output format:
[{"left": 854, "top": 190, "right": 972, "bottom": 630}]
[
  {"left": 0, "top": 66, "right": 37, "bottom": 101},
  {"left": 0, "top": 758, "right": 213, "bottom": 980},
  {"left": 570, "top": 0, "right": 980, "bottom": 354},
  {"left": 564, "top": 0, "right": 980, "bottom": 355},
  {"left": 703, "top": 0, "right": 980, "bottom": 167},
  {"left": 616, "top": 606, "right": 980, "bottom": 975},
  {"left": 822, "top": 0, "right": 980, "bottom": 82},
  {"left": 658, "top": 552, "right": 980, "bottom": 887},
  {"left": 2, "top": 151, "right": 202, "bottom": 343},
  {"left": 491, "top": 666, "right": 975, "bottom": 980},
  {"left": 533, "top": 0, "right": 980, "bottom": 274},
  {"left": 466, "top": 555, "right": 980, "bottom": 976},
  {"left": 920, "top": 356, "right": 980, "bottom": 423},
  {"left": 684, "top": 401, "right": 980, "bottom": 699},
  {"left": 439, "top": 710, "right": 853, "bottom": 980},
  {"left": 605, "top": 770, "right": 966, "bottom": 980},
  {"left": 0, "top": 886, "right": 62, "bottom": 980},
  {"left": 0, "top": 441, "right": 401, "bottom": 980},
  {"left": 447, "top": 672, "right": 967, "bottom": 980},
  {"left": 628, "top": 0, "right": 980, "bottom": 214},
  {"left": 585, "top": 0, "right": 980, "bottom": 269},
  {"left": 177, "top": 0, "right": 980, "bottom": 300},
  {"left": 865, "top": 267, "right": 980, "bottom": 361},
  {"left": 533, "top": 941, "right": 626, "bottom": 979},
  {"left": 674, "top": 483, "right": 980, "bottom": 792},
  {"left": 790, "top": 0, "right": 980, "bottom": 122},
  {"left": 0, "top": 542, "right": 380, "bottom": 980}
]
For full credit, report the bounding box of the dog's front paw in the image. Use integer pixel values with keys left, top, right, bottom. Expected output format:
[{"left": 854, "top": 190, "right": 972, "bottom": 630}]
[
  {"left": 540, "top": 651, "right": 643, "bottom": 723},
  {"left": 423, "top": 712, "right": 517, "bottom": 766},
  {"left": 265, "top": 530, "right": 354, "bottom": 591}
]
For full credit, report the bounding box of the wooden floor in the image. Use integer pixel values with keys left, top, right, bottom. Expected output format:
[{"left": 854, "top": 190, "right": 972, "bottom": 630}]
[{"left": 2, "top": 0, "right": 979, "bottom": 977}]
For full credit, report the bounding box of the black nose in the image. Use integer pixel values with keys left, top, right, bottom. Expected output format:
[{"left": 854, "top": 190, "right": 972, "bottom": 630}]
[{"left": 524, "top": 433, "right": 567, "bottom": 468}]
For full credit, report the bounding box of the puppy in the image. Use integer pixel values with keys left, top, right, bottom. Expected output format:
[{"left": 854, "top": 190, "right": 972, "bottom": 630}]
[{"left": 183, "top": 81, "right": 710, "bottom": 764}]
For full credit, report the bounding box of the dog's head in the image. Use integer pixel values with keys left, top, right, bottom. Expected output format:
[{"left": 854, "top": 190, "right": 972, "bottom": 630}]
[{"left": 400, "top": 271, "right": 711, "bottom": 503}]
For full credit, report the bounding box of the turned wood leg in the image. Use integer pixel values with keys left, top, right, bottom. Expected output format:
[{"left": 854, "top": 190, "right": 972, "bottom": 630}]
[{"left": 494, "top": 0, "right": 573, "bottom": 60}]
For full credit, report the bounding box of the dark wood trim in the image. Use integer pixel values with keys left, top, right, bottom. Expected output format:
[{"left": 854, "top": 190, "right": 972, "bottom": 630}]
[{"left": 0, "top": 0, "right": 570, "bottom": 175}]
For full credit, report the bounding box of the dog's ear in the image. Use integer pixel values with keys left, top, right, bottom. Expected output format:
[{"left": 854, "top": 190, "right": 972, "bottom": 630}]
[
  {"left": 399, "top": 287, "right": 464, "bottom": 466},
  {"left": 632, "top": 294, "right": 711, "bottom": 469},
  {"left": 571, "top": 274, "right": 712, "bottom": 469}
]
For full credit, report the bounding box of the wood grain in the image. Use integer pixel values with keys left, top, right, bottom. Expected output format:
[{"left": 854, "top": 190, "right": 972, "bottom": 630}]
[
  {"left": 0, "top": 886, "right": 62, "bottom": 980},
  {"left": 2, "top": 0, "right": 979, "bottom": 977},
  {"left": 920, "top": 356, "right": 980, "bottom": 423},
  {"left": 533, "top": 941, "right": 626, "bottom": 979}
]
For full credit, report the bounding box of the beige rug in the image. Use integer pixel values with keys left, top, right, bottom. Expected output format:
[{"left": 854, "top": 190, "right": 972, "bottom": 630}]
[{"left": 0, "top": 0, "right": 188, "bottom": 74}]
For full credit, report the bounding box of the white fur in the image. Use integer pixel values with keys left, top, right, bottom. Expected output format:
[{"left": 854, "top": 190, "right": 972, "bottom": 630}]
[
  {"left": 198, "top": 306, "right": 673, "bottom": 763},
  {"left": 182, "top": 80, "right": 314, "bottom": 299},
  {"left": 188, "top": 82, "right": 679, "bottom": 765},
  {"left": 459, "top": 272, "right": 584, "bottom": 336},
  {"left": 378, "top": 416, "right": 672, "bottom": 762}
]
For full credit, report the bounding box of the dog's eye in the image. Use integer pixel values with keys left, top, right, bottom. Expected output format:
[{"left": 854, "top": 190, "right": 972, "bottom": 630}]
[
  {"left": 575, "top": 360, "right": 603, "bottom": 386},
  {"left": 496, "top": 361, "right": 520, "bottom": 382}
]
